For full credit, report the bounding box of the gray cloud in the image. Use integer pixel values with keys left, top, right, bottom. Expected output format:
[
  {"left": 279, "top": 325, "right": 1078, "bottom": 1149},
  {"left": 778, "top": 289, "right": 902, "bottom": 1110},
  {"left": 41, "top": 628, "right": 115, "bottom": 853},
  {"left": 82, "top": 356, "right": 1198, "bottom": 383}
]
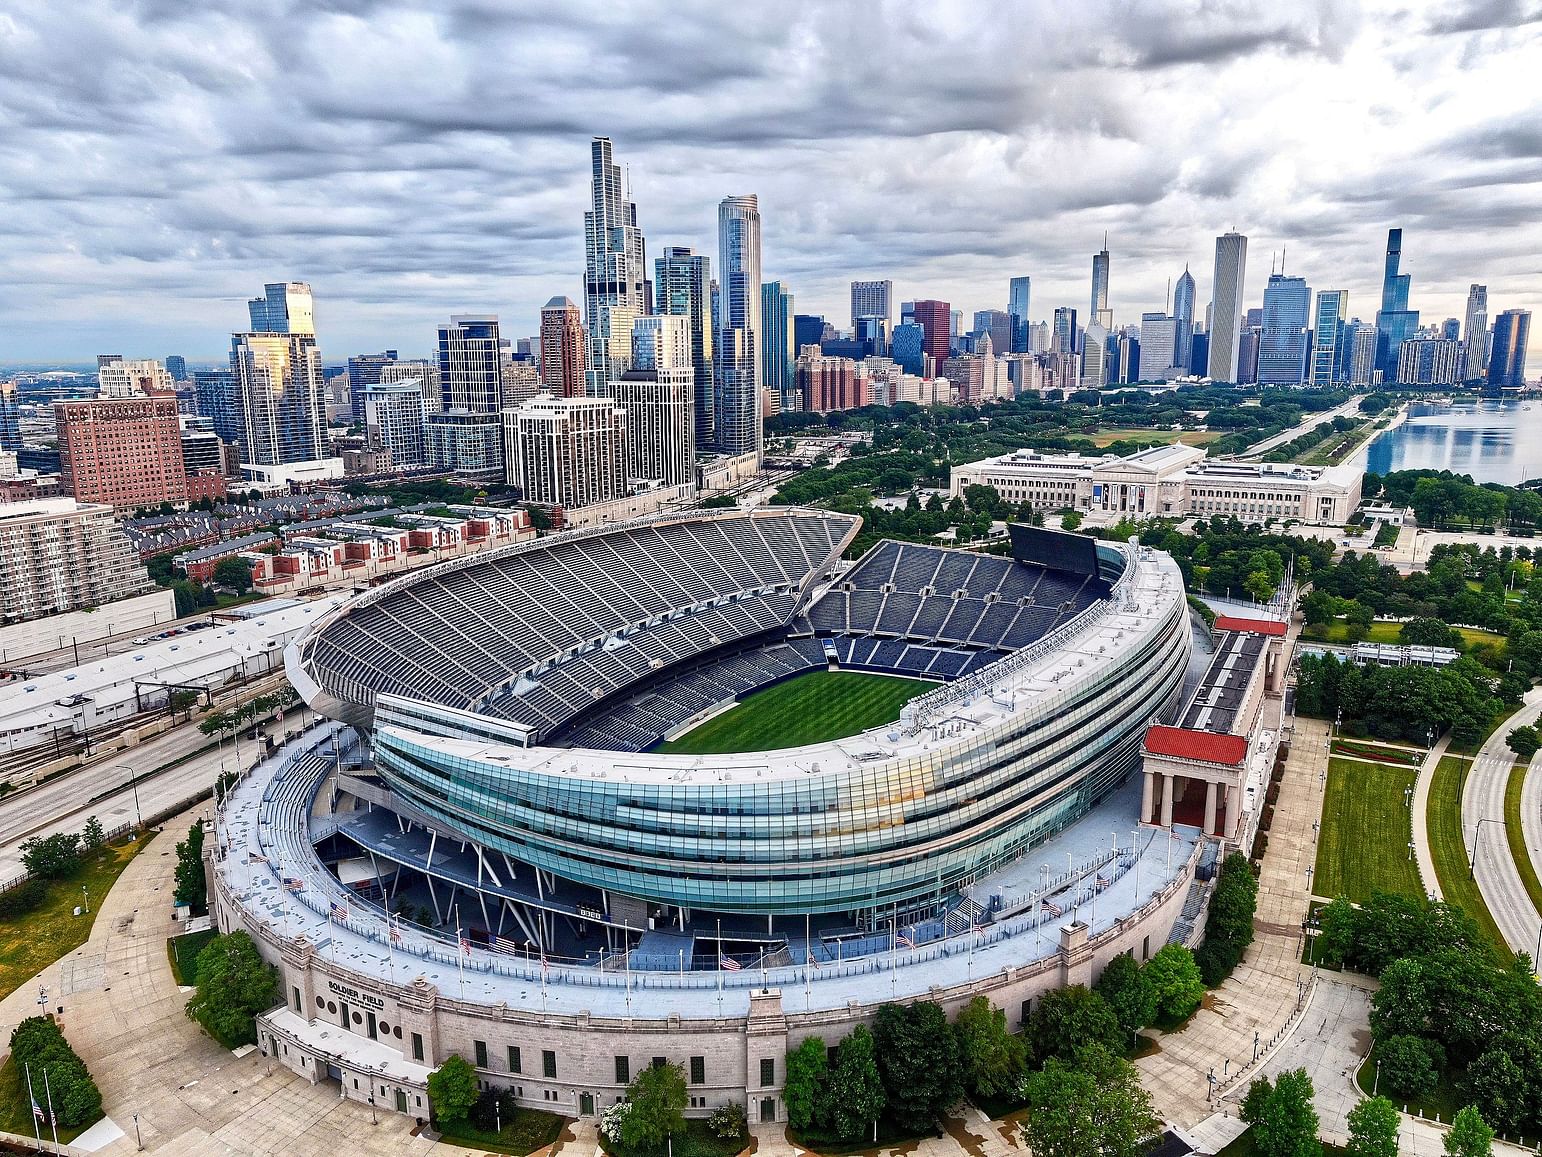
[{"left": 0, "top": 0, "right": 1536, "bottom": 363}]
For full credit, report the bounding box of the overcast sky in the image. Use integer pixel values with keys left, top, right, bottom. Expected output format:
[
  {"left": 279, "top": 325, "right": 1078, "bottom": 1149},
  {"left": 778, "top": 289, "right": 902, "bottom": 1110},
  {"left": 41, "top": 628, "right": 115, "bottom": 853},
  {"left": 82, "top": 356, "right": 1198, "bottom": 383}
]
[{"left": 1, "top": 0, "right": 1539, "bottom": 366}]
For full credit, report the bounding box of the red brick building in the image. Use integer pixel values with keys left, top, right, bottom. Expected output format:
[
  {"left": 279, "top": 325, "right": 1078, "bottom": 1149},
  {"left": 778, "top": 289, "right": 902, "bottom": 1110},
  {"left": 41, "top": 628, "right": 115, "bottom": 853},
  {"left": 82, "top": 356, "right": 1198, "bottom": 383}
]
[
  {"left": 56, "top": 393, "right": 188, "bottom": 509},
  {"left": 797, "top": 353, "right": 870, "bottom": 414},
  {"left": 910, "top": 299, "right": 952, "bottom": 372}
]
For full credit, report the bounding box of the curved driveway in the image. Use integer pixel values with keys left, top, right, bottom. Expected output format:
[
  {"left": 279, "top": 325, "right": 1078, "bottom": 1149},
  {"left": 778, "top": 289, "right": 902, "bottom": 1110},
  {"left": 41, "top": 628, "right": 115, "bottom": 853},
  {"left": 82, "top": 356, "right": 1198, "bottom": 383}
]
[{"left": 1463, "top": 688, "right": 1542, "bottom": 959}]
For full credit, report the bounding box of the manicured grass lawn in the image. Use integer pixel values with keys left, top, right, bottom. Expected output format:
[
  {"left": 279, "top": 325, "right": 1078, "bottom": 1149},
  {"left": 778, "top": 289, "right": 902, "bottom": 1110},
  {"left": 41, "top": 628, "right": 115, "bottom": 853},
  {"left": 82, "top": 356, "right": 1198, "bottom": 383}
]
[
  {"left": 1426, "top": 754, "right": 1511, "bottom": 958},
  {"left": 0, "top": 1055, "right": 95, "bottom": 1143},
  {"left": 1314, "top": 757, "right": 1422, "bottom": 903},
  {"left": 1504, "top": 758, "right": 1542, "bottom": 927},
  {"left": 0, "top": 834, "right": 152, "bottom": 1003},
  {"left": 437, "top": 1107, "right": 567, "bottom": 1155},
  {"left": 1300, "top": 618, "right": 1506, "bottom": 653},
  {"left": 655, "top": 671, "right": 934, "bottom": 755},
  {"left": 167, "top": 927, "right": 216, "bottom": 986},
  {"left": 1087, "top": 427, "right": 1221, "bottom": 448}
]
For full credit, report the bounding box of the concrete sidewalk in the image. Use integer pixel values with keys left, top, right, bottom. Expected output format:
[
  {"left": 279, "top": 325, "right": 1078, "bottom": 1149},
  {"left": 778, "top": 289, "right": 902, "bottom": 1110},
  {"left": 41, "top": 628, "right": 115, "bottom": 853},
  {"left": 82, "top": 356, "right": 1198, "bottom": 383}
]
[{"left": 1411, "top": 731, "right": 1452, "bottom": 900}]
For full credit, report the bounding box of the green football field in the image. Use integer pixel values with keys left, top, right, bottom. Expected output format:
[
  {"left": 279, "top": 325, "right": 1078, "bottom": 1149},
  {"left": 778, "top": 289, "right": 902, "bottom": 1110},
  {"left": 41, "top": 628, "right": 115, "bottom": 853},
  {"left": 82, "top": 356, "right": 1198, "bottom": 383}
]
[{"left": 654, "top": 669, "right": 934, "bottom": 755}]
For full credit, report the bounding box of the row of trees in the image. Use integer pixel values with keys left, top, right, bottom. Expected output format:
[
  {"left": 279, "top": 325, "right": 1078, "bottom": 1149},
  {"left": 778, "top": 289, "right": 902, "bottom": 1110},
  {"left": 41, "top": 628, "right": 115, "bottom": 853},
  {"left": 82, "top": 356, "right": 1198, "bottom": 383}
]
[
  {"left": 173, "top": 818, "right": 207, "bottom": 913},
  {"left": 198, "top": 687, "right": 302, "bottom": 741},
  {"left": 1293, "top": 652, "right": 1505, "bottom": 746},
  {"left": 1366, "top": 468, "right": 1542, "bottom": 532},
  {"left": 1195, "top": 853, "right": 1258, "bottom": 984},
  {"left": 9, "top": 1017, "right": 102, "bottom": 1129},
  {"left": 1315, "top": 890, "right": 1542, "bottom": 1136}
]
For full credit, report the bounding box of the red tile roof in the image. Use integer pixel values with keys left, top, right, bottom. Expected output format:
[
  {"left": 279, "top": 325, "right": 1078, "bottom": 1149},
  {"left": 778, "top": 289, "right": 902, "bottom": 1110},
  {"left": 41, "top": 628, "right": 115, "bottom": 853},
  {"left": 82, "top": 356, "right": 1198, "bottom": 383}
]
[
  {"left": 1214, "top": 615, "right": 1287, "bottom": 637},
  {"left": 1143, "top": 725, "right": 1248, "bottom": 766}
]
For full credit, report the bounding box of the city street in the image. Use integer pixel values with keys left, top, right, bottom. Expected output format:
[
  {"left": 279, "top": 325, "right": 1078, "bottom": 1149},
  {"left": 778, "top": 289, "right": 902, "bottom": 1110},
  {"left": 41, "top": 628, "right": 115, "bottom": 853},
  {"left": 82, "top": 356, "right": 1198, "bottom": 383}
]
[{"left": 1462, "top": 687, "right": 1542, "bottom": 959}]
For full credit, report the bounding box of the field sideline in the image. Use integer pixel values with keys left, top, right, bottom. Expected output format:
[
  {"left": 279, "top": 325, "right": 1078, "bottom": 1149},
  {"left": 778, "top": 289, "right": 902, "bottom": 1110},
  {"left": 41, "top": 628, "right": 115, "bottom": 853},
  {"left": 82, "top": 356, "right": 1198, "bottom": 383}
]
[{"left": 655, "top": 669, "right": 934, "bottom": 755}]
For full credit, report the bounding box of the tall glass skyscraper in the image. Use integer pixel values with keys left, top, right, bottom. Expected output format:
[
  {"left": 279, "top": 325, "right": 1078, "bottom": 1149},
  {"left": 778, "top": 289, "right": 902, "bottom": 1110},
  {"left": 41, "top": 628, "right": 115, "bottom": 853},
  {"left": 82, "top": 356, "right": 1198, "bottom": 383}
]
[
  {"left": 1258, "top": 275, "right": 1312, "bottom": 384},
  {"left": 1309, "top": 290, "right": 1348, "bottom": 385},
  {"left": 1090, "top": 244, "right": 1111, "bottom": 329},
  {"left": 1008, "top": 276, "right": 1031, "bottom": 352},
  {"left": 1488, "top": 309, "right": 1531, "bottom": 388},
  {"left": 1173, "top": 266, "right": 1196, "bottom": 372},
  {"left": 584, "top": 137, "right": 648, "bottom": 393},
  {"left": 891, "top": 323, "right": 925, "bottom": 375},
  {"left": 1463, "top": 284, "right": 1489, "bottom": 382},
  {"left": 1209, "top": 232, "right": 1248, "bottom": 383},
  {"left": 1374, "top": 228, "right": 1419, "bottom": 380},
  {"left": 714, "top": 195, "right": 762, "bottom": 459},
  {"left": 247, "top": 282, "right": 315, "bottom": 335},
  {"left": 231, "top": 333, "right": 325, "bottom": 465},
  {"left": 655, "top": 246, "right": 714, "bottom": 450},
  {"left": 760, "top": 281, "right": 795, "bottom": 413}
]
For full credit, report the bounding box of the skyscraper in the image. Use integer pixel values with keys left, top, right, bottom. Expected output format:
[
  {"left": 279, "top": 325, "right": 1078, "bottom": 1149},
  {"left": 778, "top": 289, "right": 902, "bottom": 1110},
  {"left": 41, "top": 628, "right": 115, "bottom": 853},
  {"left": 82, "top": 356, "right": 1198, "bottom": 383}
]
[
  {"left": 1374, "top": 228, "right": 1420, "bottom": 380},
  {"left": 973, "top": 310, "right": 1013, "bottom": 356},
  {"left": 1209, "top": 232, "right": 1248, "bottom": 383},
  {"left": 850, "top": 280, "right": 892, "bottom": 329},
  {"left": 910, "top": 300, "right": 952, "bottom": 374},
  {"left": 714, "top": 194, "right": 762, "bottom": 459},
  {"left": 1139, "top": 313, "right": 1181, "bottom": 380},
  {"left": 364, "top": 381, "right": 428, "bottom": 467},
  {"left": 247, "top": 282, "right": 315, "bottom": 335},
  {"left": 761, "top": 281, "right": 796, "bottom": 413},
  {"left": 346, "top": 350, "right": 399, "bottom": 423},
  {"left": 615, "top": 314, "right": 694, "bottom": 488},
  {"left": 539, "top": 297, "right": 587, "bottom": 398},
  {"left": 1008, "top": 277, "right": 1031, "bottom": 353},
  {"left": 230, "top": 332, "right": 325, "bottom": 465},
  {"left": 506, "top": 394, "right": 628, "bottom": 507},
  {"left": 1090, "top": 243, "right": 1111, "bottom": 329},
  {"left": 891, "top": 324, "right": 925, "bottom": 376},
  {"left": 165, "top": 355, "right": 188, "bottom": 383},
  {"left": 1488, "top": 309, "right": 1532, "bottom": 388},
  {"left": 1343, "top": 320, "right": 1378, "bottom": 386},
  {"left": 1173, "top": 266, "right": 1196, "bottom": 371},
  {"left": 584, "top": 137, "right": 648, "bottom": 392},
  {"left": 0, "top": 379, "right": 19, "bottom": 453},
  {"left": 56, "top": 394, "right": 188, "bottom": 508},
  {"left": 192, "top": 369, "right": 242, "bottom": 445},
  {"left": 1310, "top": 290, "right": 1348, "bottom": 385},
  {"left": 1257, "top": 275, "right": 1312, "bottom": 385},
  {"left": 655, "top": 246, "right": 714, "bottom": 450},
  {"left": 1463, "top": 284, "right": 1489, "bottom": 382},
  {"left": 1052, "top": 307, "right": 1079, "bottom": 355},
  {"left": 427, "top": 315, "right": 504, "bottom": 477}
]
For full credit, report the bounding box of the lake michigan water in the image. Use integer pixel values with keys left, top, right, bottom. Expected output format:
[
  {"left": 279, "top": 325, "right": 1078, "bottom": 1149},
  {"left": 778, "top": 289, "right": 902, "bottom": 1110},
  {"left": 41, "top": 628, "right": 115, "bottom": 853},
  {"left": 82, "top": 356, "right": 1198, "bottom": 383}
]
[{"left": 1361, "top": 399, "right": 1542, "bottom": 486}]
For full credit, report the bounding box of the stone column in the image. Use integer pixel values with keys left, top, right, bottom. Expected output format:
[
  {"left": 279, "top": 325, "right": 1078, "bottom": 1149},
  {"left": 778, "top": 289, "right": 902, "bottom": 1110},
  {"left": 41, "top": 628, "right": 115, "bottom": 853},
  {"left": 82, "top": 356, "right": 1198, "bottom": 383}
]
[
  {"left": 1141, "top": 771, "right": 1155, "bottom": 825},
  {"left": 1160, "top": 774, "right": 1174, "bottom": 827},
  {"left": 1204, "top": 779, "right": 1218, "bottom": 835}
]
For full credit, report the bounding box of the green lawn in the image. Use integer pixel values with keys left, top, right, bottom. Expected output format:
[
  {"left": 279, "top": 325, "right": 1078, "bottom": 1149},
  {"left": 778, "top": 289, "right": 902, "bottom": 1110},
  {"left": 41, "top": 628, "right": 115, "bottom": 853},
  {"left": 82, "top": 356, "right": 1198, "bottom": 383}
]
[
  {"left": 0, "top": 834, "right": 152, "bottom": 1003},
  {"left": 1426, "top": 754, "right": 1511, "bottom": 958},
  {"left": 1299, "top": 619, "right": 1505, "bottom": 652},
  {"left": 654, "top": 670, "right": 933, "bottom": 755},
  {"left": 167, "top": 928, "right": 217, "bottom": 986},
  {"left": 436, "top": 1107, "right": 567, "bottom": 1155},
  {"left": 1504, "top": 758, "right": 1542, "bottom": 931},
  {"left": 1313, "top": 757, "right": 1422, "bottom": 902}
]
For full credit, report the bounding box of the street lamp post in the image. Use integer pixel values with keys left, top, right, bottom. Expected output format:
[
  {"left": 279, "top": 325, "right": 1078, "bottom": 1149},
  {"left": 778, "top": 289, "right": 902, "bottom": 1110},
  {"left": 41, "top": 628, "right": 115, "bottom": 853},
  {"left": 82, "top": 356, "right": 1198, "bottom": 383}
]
[
  {"left": 81, "top": 885, "right": 89, "bottom": 914},
  {"left": 132, "top": 1111, "right": 142, "bottom": 1150},
  {"left": 110, "top": 764, "right": 143, "bottom": 831},
  {"left": 1470, "top": 817, "right": 1507, "bottom": 879}
]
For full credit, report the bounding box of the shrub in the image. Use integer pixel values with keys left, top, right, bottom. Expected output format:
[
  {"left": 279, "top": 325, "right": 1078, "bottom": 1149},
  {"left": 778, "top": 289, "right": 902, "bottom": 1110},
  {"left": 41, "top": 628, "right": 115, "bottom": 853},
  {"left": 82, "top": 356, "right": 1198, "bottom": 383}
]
[
  {"left": 0, "top": 878, "right": 50, "bottom": 919},
  {"left": 8, "top": 1017, "right": 102, "bottom": 1129},
  {"left": 708, "top": 1100, "right": 746, "bottom": 1141},
  {"left": 1143, "top": 944, "right": 1206, "bottom": 1022},
  {"left": 1376, "top": 1035, "right": 1442, "bottom": 1101}
]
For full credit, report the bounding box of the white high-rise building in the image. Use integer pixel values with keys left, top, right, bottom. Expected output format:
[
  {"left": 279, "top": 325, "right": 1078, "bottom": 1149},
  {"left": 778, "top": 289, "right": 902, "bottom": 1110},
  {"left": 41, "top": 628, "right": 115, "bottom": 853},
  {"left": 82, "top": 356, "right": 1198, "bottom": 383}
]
[
  {"left": 1209, "top": 232, "right": 1249, "bottom": 383},
  {"left": 506, "top": 394, "right": 628, "bottom": 508},
  {"left": 584, "top": 137, "right": 648, "bottom": 393},
  {"left": 714, "top": 195, "right": 762, "bottom": 460},
  {"left": 850, "top": 280, "right": 893, "bottom": 328},
  {"left": 97, "top": 358, "right": 173, "bottom": 398},
  {"left": 379, "top": 360, "right": 442, "bottom": 413},
  {"left": 1139, "top": 313, "right": 1182, "bottom": 380},
  {"left": 363, "top": 381, "right": 428, "bottom": 467},
  {"left": 230, "top": 332, "right": 326, "bottom": 466},
  {"left": 1463, "top": 284, "right": 1489, "bottom": 382},
  {"left": 247, "top": 282, "right": 316, "bottom": 335}
]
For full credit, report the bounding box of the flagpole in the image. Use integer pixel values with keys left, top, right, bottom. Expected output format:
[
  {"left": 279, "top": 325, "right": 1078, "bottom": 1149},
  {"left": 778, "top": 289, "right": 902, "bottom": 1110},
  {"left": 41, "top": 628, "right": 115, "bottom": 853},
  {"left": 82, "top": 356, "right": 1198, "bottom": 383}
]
[
  {"left": 43, "top": 1065, "right": 60, "bottom": 1151},
  {"left": 455, "top": 904, "right": 465, "bottom": 1000},
  {"left": 386, "top": 914, "right": 396, "bottom": 985},
  {"left": 624, "top": 921, "right": 632, "bottom": 1016},
  {"left": 25, "top": 1063, "right": 41, "bottom": 1152},
  {"left": 716, "top": 918, "right": 723, "bottom": 995}
]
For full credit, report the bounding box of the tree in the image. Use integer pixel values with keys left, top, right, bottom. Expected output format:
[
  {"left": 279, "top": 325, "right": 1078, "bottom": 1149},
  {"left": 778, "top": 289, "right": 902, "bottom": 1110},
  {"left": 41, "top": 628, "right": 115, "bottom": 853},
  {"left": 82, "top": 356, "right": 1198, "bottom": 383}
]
[
  {"left": 1444, "top": 1105, "right": 1493, "bottom": 1156},
  {"left": 1346, "top": 1097, "right": 1400, "bottom": 1157},
  {"left": 1467, "top": 1032, "right": 1542, "bottom": 1136},
  {"left": 1060, "top": 511, "right": 1083, "bottom": 531},
  {"left": 953, "top": 995, "right": 1027, "bottom": 1101},
  {"left": 873, "top": 1001, "right": 962, "bottom": 1132},
  {"left": 174, "top": 819, "right": 207, "bottom": 911},
  {"left": 621, "top": 1062, "right": 687, "bottom": 1156},
  {"left": 184, "top": 931, "right": 278, "bottom": 1047},
  {"left": 707, "top": 1101, "right": 746, "bottom": 1142},
  {"left": 1401, "top": 617, "right": 1458, "bottom": 649},
  {"left": 1020, "top": 1046, "right": 1159, "bottom": 1157},
  {"left": 1376, "top": 1035, "right": 1441, "bottom": 1100},
  {"left": 1026, "top": 984, "right": 1123, "bottom": 1065},
  {"left": 1094, "top": 953, "right": 1156, "bottom": 1039},
  {"left": 427, "top": 1054, "right": 478, "bottom": 1128},
  {"left": 213, "top": 556, "right": 253, "bottom": 591},
  {"left": 1198, "top": 853, "right": 1257, "bottom": 984},
  {"left": 20, "top": 831, "right": 81, "bottom": 880},
  {"left": 1314, "top": 896, "right": 1358, "bottom": 967},
  {"left": 783, "top": 1037, "right": 829, "bottom": 1133},
  {"left": 826, "top": 1025, "right": 885, "bottom": 1142},
  {"left": 1506, "top": 724, "right": 1540, "bottom": 760},
  {"left": 1143, "top": 943, "right": 1206, "bottom": 1022},
  {"left": 1241, "top": 1068, "right": 1321, "bottom": 1157},
  {"left": 79, "top": 816, "right": 105, "bottom": 851},
  {"left": 1370, "top": 958, "right": 1430, "bottom": 1040},
  {"left": 9, "top": 1017, "right": 102, "bottom": 1129}
]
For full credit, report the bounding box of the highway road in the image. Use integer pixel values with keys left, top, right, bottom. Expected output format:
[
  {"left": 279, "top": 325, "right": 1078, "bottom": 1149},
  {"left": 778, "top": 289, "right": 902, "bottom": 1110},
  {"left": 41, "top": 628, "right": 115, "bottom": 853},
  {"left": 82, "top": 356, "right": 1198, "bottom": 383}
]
[
  {"left": 1463, "top": 687, "right": 1542, "bottom": 960},
  {"left": 0, "top": 704, "right": 317, "bottom": 881},
  {"left": 1239, "top": 394, "right": 1366, "bottom": 459}
]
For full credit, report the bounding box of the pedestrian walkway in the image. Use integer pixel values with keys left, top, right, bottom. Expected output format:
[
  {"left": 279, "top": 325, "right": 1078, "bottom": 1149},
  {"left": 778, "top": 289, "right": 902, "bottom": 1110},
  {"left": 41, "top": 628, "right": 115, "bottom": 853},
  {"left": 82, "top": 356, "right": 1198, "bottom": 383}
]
[
  {"left": 0, "top": 807, "right": 491, "bottom": 1155},
  {"left": 1136, "top": 718, "right": 1327, "bottom": 1126},
  {"left": 1410, "top": 731, "right": 1452, "bottom": 900}
]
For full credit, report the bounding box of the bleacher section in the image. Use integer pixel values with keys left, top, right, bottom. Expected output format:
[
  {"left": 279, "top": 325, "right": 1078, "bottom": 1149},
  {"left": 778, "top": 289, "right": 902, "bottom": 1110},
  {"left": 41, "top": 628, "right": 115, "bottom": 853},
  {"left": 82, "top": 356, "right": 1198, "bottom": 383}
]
[{"left": 305, "top": 512, "right": 849, "bottom": 713}]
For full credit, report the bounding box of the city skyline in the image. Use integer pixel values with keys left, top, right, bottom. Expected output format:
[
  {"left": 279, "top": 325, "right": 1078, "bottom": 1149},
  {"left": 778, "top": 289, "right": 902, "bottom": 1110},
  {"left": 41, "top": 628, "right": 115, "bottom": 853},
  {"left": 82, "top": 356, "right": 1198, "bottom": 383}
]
[{"left": 0, "top": 1, "right": 1538, "bottom": 365}]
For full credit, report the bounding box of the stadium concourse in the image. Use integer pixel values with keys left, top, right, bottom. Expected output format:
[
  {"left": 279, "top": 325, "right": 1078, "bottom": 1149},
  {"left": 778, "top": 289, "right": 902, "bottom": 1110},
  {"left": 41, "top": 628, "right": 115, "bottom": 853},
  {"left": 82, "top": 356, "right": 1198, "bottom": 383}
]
[{"left": 209, "top": 507, "right": 1242, "bottom": 1124}]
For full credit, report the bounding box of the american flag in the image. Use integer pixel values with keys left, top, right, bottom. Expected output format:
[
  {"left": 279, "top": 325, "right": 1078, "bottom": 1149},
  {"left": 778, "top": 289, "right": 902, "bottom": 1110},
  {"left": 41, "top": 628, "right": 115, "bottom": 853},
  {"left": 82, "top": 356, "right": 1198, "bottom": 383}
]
[
  {"left": 460, "top": 936, "right": 473, "bottom": 956},
  {"left": 247, "top": 851, "right": 269, "bottom": 864},
  {"left": 330, "top": 901, "right": 349, "bottom": 922},
  {"left": 720, "top": 954, "right": 742, "bottom": 971},
  {"left": 388, "top": 920, "right": 402, "bottom": 944},
  {"left": 1095, "top": 874, "right": 1110, "bottom": 891},
  {"left": 541, "top": 951, "right": 550, "bottom": 978},
  {"left": 806, "top": 950, "right": 821, "bottom": 969},
  {"left": 1041, "top": 899, "right": 1063, "bottom": 917},
  {"left": 895, "top": 930, "right": 915, "bottom": 949},
  {"left": 31, "top": 1101, "right": 42, "bottom": 1123},
  {"left": 282, "top": 876, "right": 304, "bottom": 892},
  {"left": 493, "top": 936, "right": 520, "bottom": 954}
]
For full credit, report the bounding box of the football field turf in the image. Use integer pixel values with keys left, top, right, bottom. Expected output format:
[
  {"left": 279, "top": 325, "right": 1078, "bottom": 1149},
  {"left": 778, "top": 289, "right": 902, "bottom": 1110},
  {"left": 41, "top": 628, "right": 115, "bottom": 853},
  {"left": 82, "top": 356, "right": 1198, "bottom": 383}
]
[{"left": 654, "top": 669, "right": 934, "bottom": 755}]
